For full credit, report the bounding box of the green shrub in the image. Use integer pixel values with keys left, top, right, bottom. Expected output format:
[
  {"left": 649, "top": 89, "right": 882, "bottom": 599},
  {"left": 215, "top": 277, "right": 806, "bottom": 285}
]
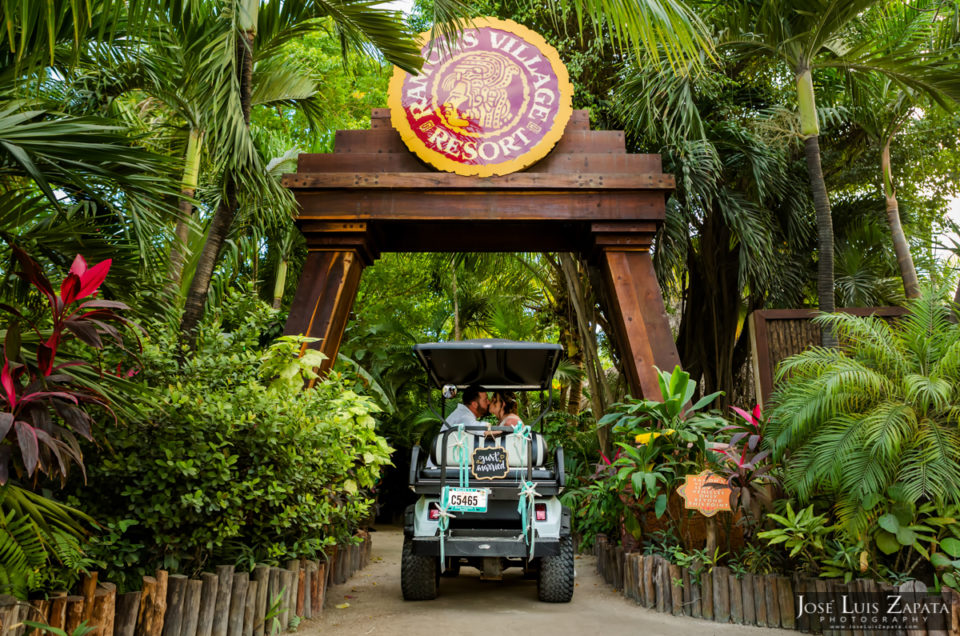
[
  {"left": 767, "top": 288, "right": 960, "bottom": 508},
  {"left": 68, "top": 295, "right": 392, "bottom": 590}
]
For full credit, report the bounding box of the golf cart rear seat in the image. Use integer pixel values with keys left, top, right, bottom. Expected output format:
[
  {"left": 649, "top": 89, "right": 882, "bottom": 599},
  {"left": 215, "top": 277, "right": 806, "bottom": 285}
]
[{"left": 409, "top": 426, "right": 565, "bottom": 496}]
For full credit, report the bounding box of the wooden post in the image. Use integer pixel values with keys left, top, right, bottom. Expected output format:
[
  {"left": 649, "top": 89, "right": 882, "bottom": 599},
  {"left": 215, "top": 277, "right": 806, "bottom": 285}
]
[
  {"left": 115, "top": 591, "right": 140, "bottom": 636},
  {"left": 598, "top": 249, "right": 682, "bottom": 399},
  {"left": 942, "top": 586, "right": 959, "bottom": 636},
  {"left": 777, "top": 576, "right": 795, "bottom": 630},
  {"left": 64, "top": 596, "right": 85, "bottom": 633},
  {"left": 162, "top": 574, "right": 188, "bottom": 636},
  {"left": 284, "top": 561, "right": 299, "bottom": 627},
  {"left": 314, "top": 563, "right": 326, "bottom": 615},
  {"left": 0, "top": 596, "right": 17, "bottom": 636},
  {"left": 296, "top": 567, "right": 305, "bottom": 617},
  {"left": 227, "top": 572, "right": 248, "bottom": 636},
  {"left": 282, "top": 250, "right": 367, "bottom": 378},
  {"left": 301, "top": 566, "right": 311, "bottom": 620},
  {"left": 901, "top": 580, "right": 928, "bottom": 636},
  {"left": 688, "top": 568, "right": 701, "bottom": 619},
  {"left": 764, "top": 574, "right": 780, "bottom": 628},
  {"left": 641, "top": 555, "right": 654, "bottom": 609},
  {"left": 680, "top": 567, "right": 692, "bottom": 616},
  {"left": 615, "top": 546, "right": 625, "bottom": 592},
  {"left": 713, "top": 566, "right": 730, "bottom": 623},
  {"left": 48, "top": 592, "right": 68, "bottom": 630},
  {"left": 242, "top": 580, "right": 258, "bottom": 636},
  {"left": 196, "top": 572, "right": 219, "bottom": 636},
  {"left": 268, "top": 568, "right": 284, "bottom": 631},
  {"left": 92, "top": 583, "right": 117, "bottom": 636},
  {"left": 701, "top": 567, "right": 714, "bottom": 621},
  {"left": 250, "top": 566, "right": 270, "bottom": 636},
  {"left": 26, "top": 599, "right": 51, "bottom": 636},
  {"left": 655, "top": 556, "right": 671, "bottom": 613},
  {"left": 180, "top": 579, "right": 203, "bottom": 636},
  {"left": 668, "top": 562, "right": 683, "bottom": 615},
  {"left": 729, "top": 572, "right": 743, "bottom": 625},
  {"left": 81, "top": 572, "right": 99, "bottom": 623},
  {"left": 741, "top": 574, "right": 756, "bottom": 626},
  {"left": 755, "top": 574, "right": 768, "bottom": 627},
  {"left": 282, "top": 570, "right": 297, "bottom": 631},
  {"left": 137, "top": 571, "right": 168, "bottom": 636},
  {"left": 212, "top": 566, "right": 234, "bottom": 636},
  {"left": 325, "top": 548, "right": 336, "bottom": 590}
]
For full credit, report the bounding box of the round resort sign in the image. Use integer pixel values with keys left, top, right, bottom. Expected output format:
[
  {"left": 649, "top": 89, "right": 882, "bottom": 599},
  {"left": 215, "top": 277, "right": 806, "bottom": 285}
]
[{"left": 387, "top": 17, "right": 574, "bottom": 177}]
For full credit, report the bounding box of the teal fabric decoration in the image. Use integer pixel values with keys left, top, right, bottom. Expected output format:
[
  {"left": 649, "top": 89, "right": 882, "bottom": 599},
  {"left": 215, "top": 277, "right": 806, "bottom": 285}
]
[
  {"left": 437, "top": 486, "right": 456, "bottom": 567},
  {"left": 517, "top": 480, "right": 538, "bottom": 560}
]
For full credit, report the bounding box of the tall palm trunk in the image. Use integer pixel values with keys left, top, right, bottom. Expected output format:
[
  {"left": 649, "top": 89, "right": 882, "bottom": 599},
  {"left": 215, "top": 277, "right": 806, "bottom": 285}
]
[
  {"left": 167, "top": 128, "right": 204, "bottom": 294},
  {"left": 797, "top": 68, "right": 837, "bottom": 347},
  {"left": 559, "top": 253, "right": 612, "bottom": 456},
  {"left": 272, "top": 257, "right": 288, "bottom": 309},
  {"left": 881, "top": 138, "right": 920, "bottom": 299},
  {"left": 179, "top": 26, "right": 256, "bottom": 342},
  {"left": 451, "top": 257, "right": 461, "bottom": 340}
]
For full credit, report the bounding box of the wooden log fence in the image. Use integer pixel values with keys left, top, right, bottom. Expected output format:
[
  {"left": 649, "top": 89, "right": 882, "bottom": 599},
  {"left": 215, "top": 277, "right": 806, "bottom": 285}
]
[
  {"left": 0, "top": 534, "right": 371, "bottom": 636},
  {"left": 593, "top": 538, "right": 960, "bottom": 635}
]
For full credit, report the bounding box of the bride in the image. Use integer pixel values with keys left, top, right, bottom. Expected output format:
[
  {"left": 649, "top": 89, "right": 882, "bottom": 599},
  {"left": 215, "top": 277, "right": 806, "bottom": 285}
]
[{"left": 489, "top": 391, "right": 522, "bottom": 429}]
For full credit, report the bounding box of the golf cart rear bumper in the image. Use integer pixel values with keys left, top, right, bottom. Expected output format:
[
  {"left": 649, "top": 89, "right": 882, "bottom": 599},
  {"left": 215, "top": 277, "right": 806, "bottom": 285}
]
[{"left": 411, "top": 534, "right": 561, "bottom": 558}]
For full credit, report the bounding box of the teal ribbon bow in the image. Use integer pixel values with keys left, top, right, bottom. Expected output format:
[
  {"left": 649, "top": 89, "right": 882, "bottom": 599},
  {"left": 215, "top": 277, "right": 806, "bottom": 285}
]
[
  {"left": 451, "top": 423, "right": 470, "bottom": 487},
  {"left": 517, "top": 480, "right": 538, "bottom": 560},
  {"left": 437, "top": 486, "right": 456, "bottom": 568}
]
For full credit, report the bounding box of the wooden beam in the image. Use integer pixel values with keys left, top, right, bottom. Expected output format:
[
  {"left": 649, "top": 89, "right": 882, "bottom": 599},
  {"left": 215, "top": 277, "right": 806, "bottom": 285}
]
[
  {"left": 294, "top": 190, "right": 666, "bottom": 221},
  {"left": 600, "top": 250, "right": 681, "bottom": 399},
  {"left": 283, "top": 172, "right": 674, "bottom": 190},
  {"left": 283, "top": 250, "right": 366, "bottom": 377},
  {"left": 295, "top": 151, "right": 662, "bottom": 175},
  {"left": 332, "top": 129, "right": 625, "bottom": 155}
]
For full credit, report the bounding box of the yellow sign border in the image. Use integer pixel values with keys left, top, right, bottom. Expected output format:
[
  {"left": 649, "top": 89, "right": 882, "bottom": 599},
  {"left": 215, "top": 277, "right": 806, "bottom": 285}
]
[{"left": 387, "top": 17, "right": 574, "bottom": 177}]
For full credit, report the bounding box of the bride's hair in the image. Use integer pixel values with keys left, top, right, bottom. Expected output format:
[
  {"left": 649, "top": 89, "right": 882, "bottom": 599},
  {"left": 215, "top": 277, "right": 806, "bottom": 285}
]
[{"left": 494, "top": 391, "right": 518, "bottom": 416}]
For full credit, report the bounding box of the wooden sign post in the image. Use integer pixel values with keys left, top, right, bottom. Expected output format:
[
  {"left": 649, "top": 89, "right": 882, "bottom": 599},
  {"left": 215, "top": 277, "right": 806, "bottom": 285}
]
[
  {"left": 676, "top": 471, "right": 733, "bottom": 557},
  {"left": 675, "top": 471, "right": 733, "bottom": 517}
]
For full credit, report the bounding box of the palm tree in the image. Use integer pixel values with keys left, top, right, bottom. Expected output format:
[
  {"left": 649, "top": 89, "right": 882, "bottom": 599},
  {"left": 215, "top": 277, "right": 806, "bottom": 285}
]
[
  {"left": 768, "top": 285, "right": 960, "bottom": 509},
  {"left": 720, "top": 0, "right": 960, "bottom": 345}
]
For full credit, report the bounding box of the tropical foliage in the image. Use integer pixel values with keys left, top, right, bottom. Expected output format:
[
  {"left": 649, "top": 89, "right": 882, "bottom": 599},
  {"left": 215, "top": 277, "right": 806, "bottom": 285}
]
[{"left": 768, "top": 287, "right": 960, "bottom": 508}]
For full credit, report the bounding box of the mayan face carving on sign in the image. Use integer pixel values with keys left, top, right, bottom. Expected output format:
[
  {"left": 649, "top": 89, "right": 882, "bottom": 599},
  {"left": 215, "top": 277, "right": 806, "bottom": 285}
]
[{"left": 388, "top": 17, "right": 573, "bottom": 177}]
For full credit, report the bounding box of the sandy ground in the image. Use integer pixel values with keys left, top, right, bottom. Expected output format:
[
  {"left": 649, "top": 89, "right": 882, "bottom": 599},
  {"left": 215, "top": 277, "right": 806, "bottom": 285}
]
[{"left": 296, "top": 527, "right": 794, "bottom": 636}]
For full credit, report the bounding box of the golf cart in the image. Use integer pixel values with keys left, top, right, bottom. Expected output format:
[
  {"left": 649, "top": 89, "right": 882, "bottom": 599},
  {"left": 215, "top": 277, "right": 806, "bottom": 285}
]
[{"left": 402, "top": 339, "right": 574, "bottom": 602}]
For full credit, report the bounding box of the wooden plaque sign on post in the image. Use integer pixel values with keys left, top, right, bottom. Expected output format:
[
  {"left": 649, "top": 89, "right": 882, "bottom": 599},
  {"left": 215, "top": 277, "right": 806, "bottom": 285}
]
[
  {"left": 282, "top": 17, "right": 682, "bottom": 401},
  {"left": 675, "top": 471, "right": 733, "bottom": 517}
]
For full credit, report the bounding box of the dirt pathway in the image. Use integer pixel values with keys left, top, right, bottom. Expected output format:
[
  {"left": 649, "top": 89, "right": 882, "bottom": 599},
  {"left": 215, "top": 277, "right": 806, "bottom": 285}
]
[{"left": 296, "top": 527, "right": 793, "bottom": 636}]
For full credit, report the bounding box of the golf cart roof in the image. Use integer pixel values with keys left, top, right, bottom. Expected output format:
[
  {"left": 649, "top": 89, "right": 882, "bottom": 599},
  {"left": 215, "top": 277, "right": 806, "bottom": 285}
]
[{"left": 413, "top": 339, "right": 563, "bottom": 391}]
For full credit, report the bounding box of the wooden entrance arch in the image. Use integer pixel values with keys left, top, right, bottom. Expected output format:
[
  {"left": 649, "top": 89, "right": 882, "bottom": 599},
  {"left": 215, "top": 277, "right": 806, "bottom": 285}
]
[{"left": 282, "top": 108, "right": 680, "bottom": 399}]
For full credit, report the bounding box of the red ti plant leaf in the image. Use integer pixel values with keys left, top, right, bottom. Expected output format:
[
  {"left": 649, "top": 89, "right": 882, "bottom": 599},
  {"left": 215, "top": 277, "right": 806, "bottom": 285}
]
[
  {"left": 68, "top": 254, "right": 87, "bottom": 278},
  {"left": 15, "top": 420, "right": 39, "bottom": 476},
  {"left": 37, "top": 343, "right": 55, "bottom": 377},
  {"left": 76, "top": 258, "right": 111, "bottom": 301},
  {"left": 0, "top": 413, "right": 13, "bottom": 441},
  {"left": 11, "top": 246, "right": 56, "bottom": 310},
  {"left": 60, "top": 272, "right": 81, "bottom": 306},
  {"left": 65, "top": 320, "right": 103, "bottom": 349},
  {"left": 1, "top": 359, "right": 16, "bottom": 409}
]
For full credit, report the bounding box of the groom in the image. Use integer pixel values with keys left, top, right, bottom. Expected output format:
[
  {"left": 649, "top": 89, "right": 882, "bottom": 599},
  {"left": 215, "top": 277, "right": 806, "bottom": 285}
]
[{"left": 440, "top": 386, "right": 489, "bottom": 431}]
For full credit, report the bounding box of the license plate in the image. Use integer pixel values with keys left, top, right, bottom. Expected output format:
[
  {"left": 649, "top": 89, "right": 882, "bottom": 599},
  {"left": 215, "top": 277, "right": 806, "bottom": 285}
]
[{"left": 445, "top": 488, "right": 487, "bottom": 513}]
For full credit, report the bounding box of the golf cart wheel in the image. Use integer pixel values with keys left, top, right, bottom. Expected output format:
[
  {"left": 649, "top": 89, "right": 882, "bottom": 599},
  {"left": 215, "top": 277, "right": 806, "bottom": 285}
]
[
  {"left": 441, "top": 557, "right": 461, "bottom": 577},
  {"left": 401, "top": 538, "right": 438, "bottom": 600},
  {"left": 537, "top": 536, "right": 574, "bottom": 602}
]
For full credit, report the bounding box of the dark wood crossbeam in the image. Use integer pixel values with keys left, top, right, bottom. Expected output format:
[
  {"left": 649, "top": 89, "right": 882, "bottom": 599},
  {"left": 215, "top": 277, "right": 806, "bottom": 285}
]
[{"left": 282, "top": 109, "right": 680, "bottom": 398}]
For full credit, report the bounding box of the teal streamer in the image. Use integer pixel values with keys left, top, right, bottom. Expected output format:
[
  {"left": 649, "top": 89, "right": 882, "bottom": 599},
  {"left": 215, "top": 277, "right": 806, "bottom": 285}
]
[
  {"left": 450, "top": 423, "right": 469, "bottom": 487},
  {"left": 517, "top": 480, "right": 538, "bottom": 560},
  {"left": 437, "top": 485, "right": 456, "bottom": 568}
]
